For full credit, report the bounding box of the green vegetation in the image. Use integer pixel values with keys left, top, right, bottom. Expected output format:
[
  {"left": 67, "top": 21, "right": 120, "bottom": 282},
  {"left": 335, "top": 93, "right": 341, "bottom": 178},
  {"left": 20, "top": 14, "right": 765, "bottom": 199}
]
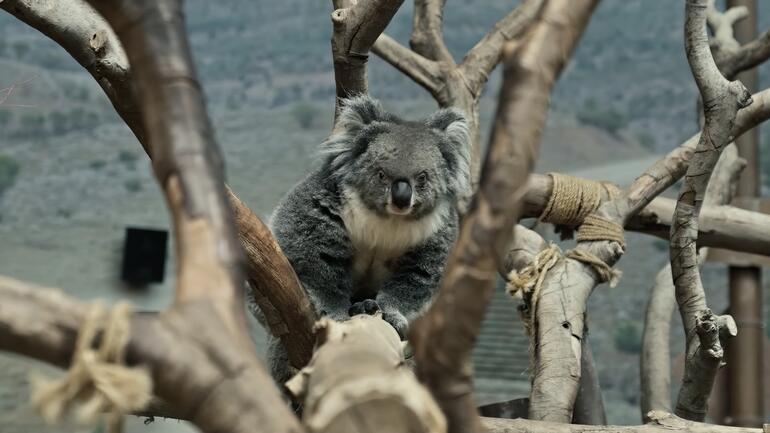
[
  {"left": 576, "top": 99, "right": 628, "bottom": 136},
  {"left": 291, "top": 102, "right": 320, "bottom": 130},
  {"left": 124, "top": 178, "right": 142, "bottom": 193},
  {"left": 0, "top": 154, "right": 20, "bottom": 197},
  {"left": 613, "top": 320, "right": 642, "bottom": 354}
]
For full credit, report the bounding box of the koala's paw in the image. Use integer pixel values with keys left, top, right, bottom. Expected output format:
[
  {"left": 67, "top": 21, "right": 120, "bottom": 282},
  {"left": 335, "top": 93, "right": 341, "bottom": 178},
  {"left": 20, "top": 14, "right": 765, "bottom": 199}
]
[
  {"left": 381, "top": 311, "right": 409, "bottom": 340},
  {"left": 348, "top": 299, "right": 380, "bottom": 316}
]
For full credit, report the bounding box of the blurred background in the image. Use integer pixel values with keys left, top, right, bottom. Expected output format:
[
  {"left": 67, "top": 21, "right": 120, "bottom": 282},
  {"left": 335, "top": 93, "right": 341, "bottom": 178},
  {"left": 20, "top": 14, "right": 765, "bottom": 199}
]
[{"left": 0, "top": 0, "right": 769, "bottom": 431}]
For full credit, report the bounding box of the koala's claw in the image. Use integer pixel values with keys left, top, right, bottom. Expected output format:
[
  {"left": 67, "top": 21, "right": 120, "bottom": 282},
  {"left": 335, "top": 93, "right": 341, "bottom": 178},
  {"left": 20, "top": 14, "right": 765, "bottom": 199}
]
[
  {"left": 381, "top": 311, "right": 409, "bottom": 340},
  {"left": 348, "top": 299, "right": 380, "bottom": 316}
]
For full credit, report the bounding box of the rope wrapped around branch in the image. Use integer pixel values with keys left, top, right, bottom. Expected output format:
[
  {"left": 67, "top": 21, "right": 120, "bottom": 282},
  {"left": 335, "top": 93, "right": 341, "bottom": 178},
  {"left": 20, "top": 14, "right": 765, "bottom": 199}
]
[
  {"left": 31, "top": 301, "right": 152, "bottom": 433},
  {"left": 540, "top": 173, "right": 620, "bottom": 227}
]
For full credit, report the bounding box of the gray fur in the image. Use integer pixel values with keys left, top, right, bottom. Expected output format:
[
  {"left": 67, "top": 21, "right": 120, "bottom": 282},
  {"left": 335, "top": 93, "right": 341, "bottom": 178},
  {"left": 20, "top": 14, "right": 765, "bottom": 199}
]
[{"left": 259, "top": 95, "right": 470, "bottom": 384}]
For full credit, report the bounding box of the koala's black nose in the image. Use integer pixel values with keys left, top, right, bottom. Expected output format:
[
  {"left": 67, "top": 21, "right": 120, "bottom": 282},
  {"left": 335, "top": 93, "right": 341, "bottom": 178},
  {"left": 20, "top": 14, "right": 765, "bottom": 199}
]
[{"left": 391, "top": 180, "right": 412, "bottom": 208}]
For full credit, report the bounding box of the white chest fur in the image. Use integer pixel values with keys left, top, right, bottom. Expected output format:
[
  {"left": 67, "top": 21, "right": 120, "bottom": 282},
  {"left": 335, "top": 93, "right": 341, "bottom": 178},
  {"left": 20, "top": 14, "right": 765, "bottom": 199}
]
[{"left": 341, "top": 192, "right": 447, "bottom": 293}]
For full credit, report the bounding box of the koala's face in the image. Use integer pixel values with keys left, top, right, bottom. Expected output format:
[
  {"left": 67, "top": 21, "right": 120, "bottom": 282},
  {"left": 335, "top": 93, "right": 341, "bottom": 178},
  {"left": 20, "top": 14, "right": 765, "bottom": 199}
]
[
  {"left": 349, "top": 125, "right": 448, "bottom": 219},
  {"left": 322, "top": 96, "right": 471, "bottom": 220}
]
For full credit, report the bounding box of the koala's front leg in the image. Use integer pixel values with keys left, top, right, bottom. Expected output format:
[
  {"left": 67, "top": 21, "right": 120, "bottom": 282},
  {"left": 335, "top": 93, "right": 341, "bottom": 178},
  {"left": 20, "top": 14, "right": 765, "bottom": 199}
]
[
  {"left": 376, "top": 227, "right": 453, "bottom": 338},
  {"left": 274, "top": 209, "right": 355, "bottom": 321}
]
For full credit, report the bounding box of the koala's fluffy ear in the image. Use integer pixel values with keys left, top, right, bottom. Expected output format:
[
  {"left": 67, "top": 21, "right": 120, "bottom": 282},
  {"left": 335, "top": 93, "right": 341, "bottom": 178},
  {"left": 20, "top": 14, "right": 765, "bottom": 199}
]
[
  {"left": 336, "top": 95, "right": 390, "bottom": 134},
  {"left": 427, "top": 108, "right": 472, "bottom": 197},
  {"left": 322, "top": 95, "right": 391, "bottom": 169}
]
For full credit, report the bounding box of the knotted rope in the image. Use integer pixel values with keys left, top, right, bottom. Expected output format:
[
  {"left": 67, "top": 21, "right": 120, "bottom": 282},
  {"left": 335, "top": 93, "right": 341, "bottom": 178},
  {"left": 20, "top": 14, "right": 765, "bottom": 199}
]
[
  {"left": 505, "top": 243, "right": 561, "bottom": 337},
  {"left": 31, "top": 302, "right": 152, "bottom": 433}
]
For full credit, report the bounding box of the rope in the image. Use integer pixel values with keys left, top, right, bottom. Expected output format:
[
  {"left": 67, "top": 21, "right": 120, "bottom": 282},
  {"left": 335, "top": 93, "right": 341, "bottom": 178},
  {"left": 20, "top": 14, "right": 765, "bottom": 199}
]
[
  {"left": 506, "top": 243, "right": 561, "bottom": 337},
  {"left": 540, "top": 173, "right": 618, "bottom": 226},
  {"left": 31, "top": 302, "right": 152, "bottom": 433},
  {"left": 565, "top": 249, "right": 623, "bottom": 288},
  {"left": 575, "top": 214, "right": 626, "bottom": 248}
]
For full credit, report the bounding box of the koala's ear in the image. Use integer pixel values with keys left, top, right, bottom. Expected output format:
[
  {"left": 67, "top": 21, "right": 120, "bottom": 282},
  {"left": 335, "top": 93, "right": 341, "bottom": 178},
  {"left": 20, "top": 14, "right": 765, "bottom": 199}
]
[
  {"left": 426, "top": 107, "right": 467, "bottom": 132},
  {"left": 337, "top": 95, "right": 390, "bottom": 133},
  {"left": 428, "top": 108, "right": 472, "bottom": 197}
]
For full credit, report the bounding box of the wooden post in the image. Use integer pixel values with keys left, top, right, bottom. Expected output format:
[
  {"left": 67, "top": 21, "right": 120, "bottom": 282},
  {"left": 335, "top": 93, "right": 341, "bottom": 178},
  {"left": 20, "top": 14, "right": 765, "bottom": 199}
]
[{"left": 725, "top": 0, "right": 764, "bottom": 427}]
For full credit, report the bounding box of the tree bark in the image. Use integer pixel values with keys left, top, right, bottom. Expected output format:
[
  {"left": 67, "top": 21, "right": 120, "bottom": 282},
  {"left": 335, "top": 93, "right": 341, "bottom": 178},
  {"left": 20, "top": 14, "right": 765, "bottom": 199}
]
[
  {"left": 671, "top": 0, "right": 749, "bottom": 421},
  {"left": 286, "top": 315, "right": 445, "bottom": 433},
  {"left": 641, "top": 144, "right": 744, "bottom": 422},
  {"left": 411, "top": 2, "right": 598, "bottom": 432}
]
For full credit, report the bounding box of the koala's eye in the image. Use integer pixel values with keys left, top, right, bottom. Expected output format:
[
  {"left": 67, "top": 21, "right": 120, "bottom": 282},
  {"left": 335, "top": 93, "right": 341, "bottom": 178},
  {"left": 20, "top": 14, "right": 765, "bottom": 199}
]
[
  {"left": 377, "top": 170, "right": 388, "bottom": 181},
  {"left": 416, "top": 172, "right": 428, "bottom": 184}
]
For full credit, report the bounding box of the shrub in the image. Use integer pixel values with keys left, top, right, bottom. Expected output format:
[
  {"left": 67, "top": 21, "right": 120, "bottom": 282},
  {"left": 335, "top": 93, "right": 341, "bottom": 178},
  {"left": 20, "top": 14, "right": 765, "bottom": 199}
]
[
  {"left": 124, "top": 179, "right": 142, "bottom": 193},
  {"left": 0, "top": 154, "right": 20, "bottom": 197},
  {"left": 613, "top": 320, "right": 642, "bottom": 354},
  {"left": 291, "top": 102, "right": 319, "bottom": 130},
  {"left": 576, "top": 101, "right": 628, "bottom": 135}
]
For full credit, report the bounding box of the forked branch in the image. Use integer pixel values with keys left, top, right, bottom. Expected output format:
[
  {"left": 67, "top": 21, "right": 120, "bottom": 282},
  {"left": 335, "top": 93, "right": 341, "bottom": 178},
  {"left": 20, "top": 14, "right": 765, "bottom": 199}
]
[
  {"left": 670, "top": 0, "right": 750, "bottom": 421},
  {"left": 411, "top": 1, "right": 597, "bottom": 431}
]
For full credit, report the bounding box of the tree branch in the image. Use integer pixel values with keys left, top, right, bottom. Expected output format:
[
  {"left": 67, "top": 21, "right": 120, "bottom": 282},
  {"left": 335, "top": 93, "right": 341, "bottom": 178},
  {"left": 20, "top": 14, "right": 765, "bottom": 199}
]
[
  {"left": 372, "top": 33, "right": 442, "bottom": 95},
  {"left": 640, "top": 143, "right": 743, "bottom": 422},
  {"left": 330, "top": 0, "right": 404, "bottom": 120},
  {"left": 459, "top": 0, "right": 546, "bottom": 96},
  {"left": 671, "top": 0, "right": 750, "bottom": 421},
  {"left": 410, "top": 0, "right": 454, "bottom": 63},
  {"left": 0, "top": 275, "right": 304, "bottom": 433},
  {"left": 1, "top": 0, "right": 316, "bottom": 365},
  {"left": 707, "top": 0, "right": 770, "bottom": 80},
  {"left": 0, "top": 0, "right": 144, "bottom": 151},
  {"left": 286, "top": 315, "right": 445, "bottom": 433},
  {"left": 411, "top": 2, "right": 596, "bottom": 432}
]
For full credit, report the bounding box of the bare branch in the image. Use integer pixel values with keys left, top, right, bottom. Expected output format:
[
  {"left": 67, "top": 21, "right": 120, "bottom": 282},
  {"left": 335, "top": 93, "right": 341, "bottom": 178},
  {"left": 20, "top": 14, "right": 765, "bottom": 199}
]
[
  {"left": 411, "top": 2, "right": 596, "bottom": 431},
  {"left": 0, "top": 276, "right": 304, "bottom": 433},
  {"left": 640, "top": 144, "right": 744, "bottom": 422},
  {"left": 671, "top": 0, "right": 751, "bottom": 421},
  {"left": 287, "top": 315, "right": 445, "bottom": 433},
  {"left": 482, "top": 411, "right": 765, "bottom": 433},
  {"left": 705, "top": 0, "right": 770, "bottom": 79},
  {"left": 2, "top": 0, "right": 317, "bottom": 361},
  {"left": 228, "top": 189, "right": 315, "bottom": 368},
  {"left": 330, "top": 0, "right": 404, "bottom": 119},
  {"left": 460, "top": 0, "right": 546, "bottom": 96},
  {"left": 719, "top": 29, "right": 770, "bottom": 79},
  {"left": 410, "top": 0, "right": 454, "bottom": 63},
  {"left": 0, "top": 0, "right": 145, "bottom": 151},
  {"left": 372, "top": 33, "right": 442, "bottom": 95}
]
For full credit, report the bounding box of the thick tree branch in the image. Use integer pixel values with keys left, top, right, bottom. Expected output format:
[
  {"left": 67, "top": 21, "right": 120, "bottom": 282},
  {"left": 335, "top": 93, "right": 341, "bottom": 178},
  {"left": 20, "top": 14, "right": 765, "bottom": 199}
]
[
  {"left": 228, "top": 190, "right": 315, "bottom": 368},
  {"left": 482, "top": 411, "right": 764, "bottom": 433},
  {"left": 459, "top": 0, "right": 546, "bottom": 96},
  {"left": 286, "top": 315, "right": 445, "bottom": 433},
  {"left": 0, "top": 276, "right": 304, "bottom": 433},
  {"left": 410, "top": 0, "right": 453, "bottom": 63},
  {"left": 640, "top": 144, "right": 743, "bottom": 422},
  {"left": 372, "top": 33, "right": 442, "bottom": 95},
  {"left": 80, "top": 0, "right": 302, "bottom": 430},
  {"left": 330, "top": 0, "right": 404, "bottom": 120},
  {"left": 671, "top": 0, "right": 750, "bottom": 421},
  {"left": 2, "top": 0, "right": 316, "bottom": 365},
  {"left": 411, "top": 2, "right": 597, "bottom": 432},
  {"left": 0, "top": 0, "right": 144, "bottom": 151}
]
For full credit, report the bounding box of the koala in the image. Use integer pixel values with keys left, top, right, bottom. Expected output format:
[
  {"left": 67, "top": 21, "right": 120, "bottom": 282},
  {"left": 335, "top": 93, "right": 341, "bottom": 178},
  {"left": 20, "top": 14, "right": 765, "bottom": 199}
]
[{"left": 258, "top": 95, "right": 470, "bottom": 383}]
